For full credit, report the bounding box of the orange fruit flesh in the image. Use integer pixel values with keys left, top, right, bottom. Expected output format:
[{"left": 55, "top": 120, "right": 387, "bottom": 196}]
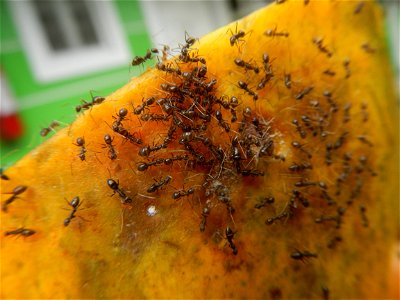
[{"left": 1, "top": 0, "right": 398, "bottom": 298}]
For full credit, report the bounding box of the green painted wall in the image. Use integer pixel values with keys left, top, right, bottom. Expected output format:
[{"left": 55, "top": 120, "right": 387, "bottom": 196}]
[{"left": 0, "top": 0, "right": 153, "bottom": 166}]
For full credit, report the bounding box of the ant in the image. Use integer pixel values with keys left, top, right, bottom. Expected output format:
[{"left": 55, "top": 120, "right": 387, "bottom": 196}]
[
  {"left": 156, "top": 62, "right": 182, "bottom": 75},
  {"left": 284, "top": 73, "right": 291, "bottom": 89},
  {"left": 138, "top": 144, "right": 164, "bottom": 157},
  {"left": 266, "top": 211, "right": 291, "bottom": 225},
  {"left": 264, "top": 27, "right": 289, "bottom": 37},
  {"left": 290, "top": 250, "right": 318, "bottom": 261},
  {"left": 343, "top": 102, "right": 351, "bottom": 123},
  {"left": 40, "top": 121, "right": 60, "bottom": 137},
  {"left": 0, "top": 168, "right": 9, "bottom": 180},
  {"left": 112, "top": 108, "right": 128, "bottom": 131},
  {"left": 228, "top": 24, "right": 247, "bottom": 48},
  {"left": 131, "top": 48, "right": 158, "bottom": 67},
  {"left": 361, "top": 102, "right": 369, "bottom": 122},
  {"left": 75, "top": 94, "right": 105, "bottom": 112},
  {"left": 312, "top": 37, "right": 333, "bottom": 57},
  {"left": 147, "top": 175, "right": 172, "bottom": 193},
  {"left": 254, "top": 196, "right": 275, "bottom": 209},
  {"left": 107, "top": 179, "right": 132, "bottom": 204},
  {"left": 103, "top": 134, "right": 117, "bottom": 160},
  {"left": 294, "top": 180, "right": 327, "bottom": 189},
  {"left": 234, "top": 58, "right": 259, "bottom": 73},
  {"left": 215, "top": 110, "right": 230, "bottom": 132},
  {"left": 2, "top": 185, "right": 28, "bottom": 212},
  {"left": 323, "top": 90, "right": 338, "bottom": 113},
  {"left": 291, "top": 190, "right": 310, "bottom": 207},
  {"left": 64, "top": 196, "right": 82, "bottom": 226},
  {"left": 140, "top": 113, "right": 170, "bottom": 122},
  {"left": 4, "top": 227, "right": 35, "bottom": 237},
  {"left": 241, "top": 169, "right": 265, "bottom": 177},
  {"left": 301, "top": 115, "right": 317, "bottom": 136},
  {"left": 137, "top": 158, "right": 165, "bottom": 171},
  {"left": 172, "top": 187, "right": 195, "bottom": 200},
  {"left": 74, "top": 137, "right": 86, "bottom": 161},
  {"left": 354, "top": 1, "right": 365, "bottom": 14},
  {"left": 133, "top": 97, "right": 155, "bottom": 115},
  {"left": 343, "top": 58, "right": 351, "bottom": 78},
  {"left": 357, "top": 135, "right": 374, "bottom": 147},
  {"left": 288, "top": 162, "right": 312, "bottom": 172},
  {"left": 291, "top": 141, "right": 312, "bottom": 158},
  {"left": 292, "top": 119, "right": 307, "bottom": 139},
  {"left": 199, "top": 206, "right": 210, "bottom": 232},
  {"left": 323, "top": 69, "right": 336, "bottom": 76},
  {"left": 295, "top": 85, "right": 314, "bottom": 100},
  {"left": 225, "top": 226, "right": 238, "bottom": 255},
  {"left": 359, "top": 204, "right": 369, "bottom": 227},
  {"left": 361, "top": 42, "right": 376, "bottom": 54},
  {"left": 257, "top": 53, "right": 274, "bottom": 90},
  {"left": 238, "top": 80, "right": 258, "bottom": 100}
]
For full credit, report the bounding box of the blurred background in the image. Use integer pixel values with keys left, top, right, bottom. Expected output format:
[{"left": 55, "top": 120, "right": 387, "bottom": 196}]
[{"left": 0, "top": 0, "right": 398, "bottom": 166}]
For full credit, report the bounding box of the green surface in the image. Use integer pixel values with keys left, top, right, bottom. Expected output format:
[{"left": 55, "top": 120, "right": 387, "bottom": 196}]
[{"left": 0, "top": 0, "right": 153, "bottom": 166}]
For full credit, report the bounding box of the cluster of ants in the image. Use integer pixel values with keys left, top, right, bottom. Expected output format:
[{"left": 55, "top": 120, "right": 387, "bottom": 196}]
[{"left": 3, "top": 18, "right": 375, "bottom": 265}]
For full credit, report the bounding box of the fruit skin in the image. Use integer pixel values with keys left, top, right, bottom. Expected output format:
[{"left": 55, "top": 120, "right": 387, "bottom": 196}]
[{"left": 1, "top": 0, "right": 398, "bottom": 298}]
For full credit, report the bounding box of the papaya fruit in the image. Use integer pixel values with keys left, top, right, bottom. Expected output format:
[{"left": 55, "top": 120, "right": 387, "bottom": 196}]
[{"left": 1, "top": 0, "right": 398, "bottom": 298}]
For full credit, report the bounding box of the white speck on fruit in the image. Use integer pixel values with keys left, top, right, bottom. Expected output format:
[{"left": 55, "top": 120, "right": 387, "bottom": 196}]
[{"left": 147, "top": 205, "right": 157, "bottom": 217}]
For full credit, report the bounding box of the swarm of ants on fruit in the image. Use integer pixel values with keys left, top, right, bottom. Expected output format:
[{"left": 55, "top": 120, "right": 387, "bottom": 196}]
[{"left": 5, "top": 21, "right": 375, "bottom": 265}]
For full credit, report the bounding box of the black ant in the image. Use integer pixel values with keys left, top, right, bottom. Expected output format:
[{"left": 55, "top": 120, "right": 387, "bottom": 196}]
[
  {"left": 291, "top": 189, "right": 310, "bottom": 207},
  {"left": 199, "top": 206, "right": 210, "bottom": 232},
  {"left": 266, "top": 211, "right": 291, "bottom": 225},
  {"left": 288, "top": 162, "right": 312, "bottom": 172},
  {"left": 323, "top": 69, "right": 336, "bottom": 76},
  {"left": 295, "top": 180, "right": 327, "bottom": 189},
  {"left": 357, "top": 135, "right": 373, "bottom": 147},
  {"left": 225, "top": 226, "right": 238, "bottom": 255},
  {"left": 172, "top": 187, "right": 195, "bottom": 200},
  {"left": 140, "top": 113, "right": 170, "bottom": 122},
  {"left": 112, "top": 107, "right": 128, "bottom": 131},
  {"left": 133, "top": 97, "right": 155, "bottom": 115},
  {"left": 361, "top": 42, "right": 376, "bottom": 54},
  {"left": 254, "top": 196, "right": 275, "bottom": 209},
  {"left": 295, "top": 85, "right": 314, "bottom": 100},
  {"left": 64, "top": 196, "right": 82, "bottom": 226},
  {"left": 264, "top": 27, "right": 289, "bottom": 37},
  {"left": 2, "top": 185, "right": 28, "bottom": 212},
  {"left": 343, "top": 102, "right": 351, "bottom": 123},
  {"left": 228, "top": 24, "right": 247, "bottom": 47},
  {"left": 323, "top": 90, "right": 338, "bottom": 113},
  {"left": 137, "top": 158, "right": 165, "bottom": 171},
  {"left": 138, "top": 144, "right": 164, "bottom": 157},
  {"left": 359, "top": 204, "right": 369, "bottom": 227},
  {"left": 284, "top": 73, "right": 291, "bottom": 89},
  {"left": 234, "top": 58, "right": 259, "bottom": 73},
  {"left": 131, "top": 49, "right": 158, "bottom": 67},
  {"left": 215, "top": 110, "right": 230, "bottom": 132},
  {"left": 238, "top": 80, "right": 258, "bottom": 100},
  {"left": 4, "top": 227, "right": 35, "bottom": 237},
  {"left": 147, "top": 175, "right": 172, "bottom": 193},
  {"left": 290, "top": 250, "right": 318, "bottom": 261},
  {"left": 292, "top": 119, "right": 307, "bottom": 139},
  {"left": 361, "top": 102, "right": 369, "bottom": 122},
  {"left": 103, "top": 134, "right": 117, "bottom": 160},
  {"left": 327, "top": 236, "right": 343, "bottom": 249},
  {"left": 164, "top": 154, "right": 189, "bottom": 166},
  {"left": 75, "top": 94, "right": 105, "bottom": 112},
  {"left": 291, "top": 141, "right": 312, "bottom": 158},
  {"left": 343, "top": 58, "right": 351, "bottom": 78},
  {"left": 0, "top": 168, "right": 9, "bottom": 180},
  {"left": 257, "top": 54, "right": 274, "bottom": 90},
  {"left": 107, "top": 179, "right": 132, "bottom": 204},
  {"left": 354, "top": 1, "right": 365, "bottom": 14},
  {"left": 74, "top": 137, "right": 86, "bottom": 161},
  {"left": 156, "top": 62, "right": 182, "bottom": 75},
  {"left": 312, "top": 37, "right": 333, "bottom": 57},
  {"left": 241, "top": 169, "right": 264, "bottom": 176},
  {"left": 40, "top": 121, "right": 60, "bottom": 137}
]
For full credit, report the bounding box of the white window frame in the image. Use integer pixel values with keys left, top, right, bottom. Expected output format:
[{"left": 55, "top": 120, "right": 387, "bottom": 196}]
[{"left": 8, "top": 0, "right": 131, "bottom": 83}]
